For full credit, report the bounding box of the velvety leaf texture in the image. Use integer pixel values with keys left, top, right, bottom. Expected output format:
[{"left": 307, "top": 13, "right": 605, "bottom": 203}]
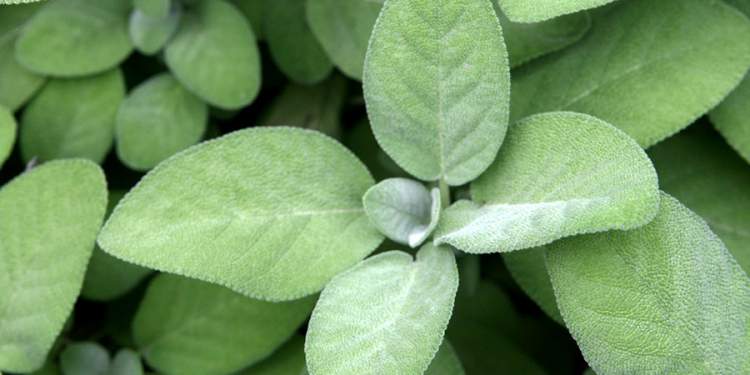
[
  {"left": 502, "top": 248, "right": 563, "bottom": 324},
  {"left": 547, "top": 193, "right": 750, "bottom": 374},
  {"left": 364, "top": 0, "right": 510, "bottom": 186},
  {"left": 0, "top": 3, "right": 44, "bottom": 111},
  {"left": 0, "top": 160, "right": 108, "bottom": 373},
  {"left": 0, "top": 106, "right": 16, "bottom": 168},
  {"left": 129, "top": 7, "right": 180, "bottom": 56},
  {"left": 498, "top": 0, "right": 617, "bottom": 23},
  {"left": 510, "top": 0, "right": 750, "bottom": 147},
  {"left": 134, "top": 274, "right": 314, "bottom": 375},
  {"left": 305, "top": 244, "right": 458, "bottom": 375},
  {"left": 98, "top": 127, "right": 383, "bottom": 301},
  {"left": 435, "top": 112, "right": 659, "bottom": 253}
]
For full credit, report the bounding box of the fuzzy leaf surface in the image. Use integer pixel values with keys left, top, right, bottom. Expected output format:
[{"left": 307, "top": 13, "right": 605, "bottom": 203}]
[{"left": 498, "top": 0, "right": 616, "bottom": 22}]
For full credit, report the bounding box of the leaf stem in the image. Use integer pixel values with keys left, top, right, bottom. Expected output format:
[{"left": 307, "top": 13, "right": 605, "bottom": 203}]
[{"left": 439, "top": 178, "right": 450, "bottom": 207}]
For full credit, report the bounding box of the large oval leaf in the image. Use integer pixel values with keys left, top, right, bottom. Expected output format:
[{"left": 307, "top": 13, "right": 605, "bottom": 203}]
[
  {"left": 20, "top": 69, "right": 126, "bottom": 163},
  {"left": 305, "top": 244, "right": 458, "bottom": 375},
  {"left": 98, "top": 127, "right": 383, "bottom": 301},
  {"left": 165, "top": 0, "right": 260, "bottom": 110},
  {"left": 510, "top": 0, "right": 750, "bottom": 147},
  {"left": 134, "top": 274, "right": 314, "bottom": 375},
  {"left": 115, "top": 73, "right": 208, "bottom": 171},
  {"left": 0, "top": 106, "right": 16, "bottom": 168},
  {"left": 435, "top": 112, "right": 659, "bottom": 253},
  {"left": 546, "top": 193, "right": 750, "bottom": 373},
  {"left": 0, "top": 3, "right": 44, "bottom": 111},
  {"left": 498, "top": 0, "right": 616, "bottom": 22},
  {"left": 0, "top": 159, "right": 107, "bottom": 373},
  {"left": 15, "top": 0, "right": 132, "bottom": 77},
  {"left": 364, "top": 0, "right": 510, "bottom": 186}
]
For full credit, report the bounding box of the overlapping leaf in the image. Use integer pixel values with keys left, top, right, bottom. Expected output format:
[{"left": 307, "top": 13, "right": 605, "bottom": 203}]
[
  {"left": 128, "top": 6, "right": 180, "bottom": 55},
  {"left": 0, "top": 106, "right": 15, "bottom": 168},
  {"left": 498, "top": 0, "right": 616, "bottom": 22},
  {"left": 503, "top": 248, "right": 563, "bottom": 324},
  {"left": 0, "top": 3, "right": 44, "bottom": 111},
  {"left": 60, "top": 342, "right": 109, "bottom": 375},
  {"left": 237, "top": 336, "right": 306, "bottom": 375}
]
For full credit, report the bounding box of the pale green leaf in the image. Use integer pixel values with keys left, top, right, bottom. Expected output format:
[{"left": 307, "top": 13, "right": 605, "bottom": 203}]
[
  {"left": 498, "top": 0, "right": 616, "bottom": 23},
  {"left": 510, "top": 0, "right": 750, "bottom": 147},
  {"left": 115, "top": 73, "right": 208, "bottom": 171},
  {"left": 165, "top": 0, "right": 260, "bottom": 110},
  {"left": 503, "top": 248, "right": 563, "bottom": 324},
  {"left": 264, "top": 0, "right": 332, "bottom": 84},
  {"left": 0, "top": 106, "right": 16, "bottom": 168},
  {"left": 20, "top": 69, "right": 125, "bottom": 163},
  {"left": 110, "top": 349, "right": 144, "bottom": 375},
  {"left": 424, "top": 341, "right": 464, "bottom": 375},
  {"left": 60, "top": 342, "right": 109, "bottom": 375},
  {"left": 363, "top": 178, "right": 440, "bottom": 247},
  {"left": 0, "top": 160, "right": 107, "bottom": 373},
  {"left": 237, "top": 336, "right": 305, "bottom": 375},
  {"left": 364, "top": 0, "right": 510, "bottom": 185},
  {"left": 134, "top": 274, "right": 315, "bottom": 375},
  {"left": 305, "top": 244, "right": 458, "bottom": 375},
  {"left": 546, "top": 193, "right": 750, "bottom": 373},
  {"left": 0, "top": 3, "right": 44, "bottom": 111},
  {"left": 129, "top": 7, "right": 180, "bottom": 56},
  {"left": 98, "top": 127, "right": 383, "bottom": 301},
  {"left": 649, "top": 126, "right": 750, "bottom": 274},
  {"left": 134, "top": 0, "right": 170, "bottom": 18},
  {"left": 434, "top": 112, "right": 659, "bottom": 253},
  {"left": 15, "top": 0, "right": 132, "bottom": 77}
]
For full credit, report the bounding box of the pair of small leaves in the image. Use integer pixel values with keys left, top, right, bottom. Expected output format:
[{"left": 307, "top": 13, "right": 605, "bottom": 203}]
[
  {"left": 60, "top": 343, "right": 142, "bottom": 375},
  {"left": 0, "top": 2, "right": 44, "bottom": 111}
]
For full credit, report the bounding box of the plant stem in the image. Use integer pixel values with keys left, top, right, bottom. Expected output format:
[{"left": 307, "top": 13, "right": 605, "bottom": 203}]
[{"left": 439, "top": 178, "right": 450, "bottom": 207}]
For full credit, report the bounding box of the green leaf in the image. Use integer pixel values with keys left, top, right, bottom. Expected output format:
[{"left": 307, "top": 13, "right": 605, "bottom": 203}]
[
  {"left": 60, "top": 342, "right": 109, "bottom": 375},
  {"left": 363, "top": 178, "right": 440, "bottom": 247},
  {"left": 15, "top": 0, "right": 132, "bottom": 77},
  {"left": 134, "top": 0, "right": 170, "bottom": 18},
  {"left": 231, "top": 0, "right": 264, "bottom": 39},
  {"left": 546, "top": 193, "right": 750, "bottom": 373},
  {"left": 305, "top": 244, "right": 458, "bottom": 375},
  {"left": 134, "top": 274, "right": 315, "bottom": 375},
  {"left": 727, "top": 0, "right": 750, "bottom": 15},
  {"left": 497, "top": 0, "right": 616, "bottom": 22},
  {"left": 510, "top": 0, "right": 750, "bottom": 147},
  {"left": 0, "top": 160, "right": 107, "bottom": 373},
  {"left": 502, "top": 248, "right": 563, "bottom": 324},
  {"left": 1, "top": 0, "right": 45, "bottom": 3},
  {"left": 260, "top": 75, "right": 347, "bottom": 139},
  {"left": 649, "top": 126, "right": 750, "bottom": 274},
  {"left": 0, "top": 3, "right": 44, "bottom": 111},
  {"left": 305, "top": 0, "right": 380, "bottom": 80},
  {"left": 98, "top": 127, "right": 383, "bottom": 301},
  {"left": 29, "top": 361, "right": 60, "bottom": 375},
  {"left": 424, "top": 341, "right": 464, "bottom": 375},
  {"left": 264, "top": 0, "right": 332, "bottom": 84},
  {"left": 20, "top": 69, "right": 125, "bottom": 163},
  {"left": 165, "top": 0, "right": 261, "bottom": 110},
  {"left": 237, "top": 336, "right": 305, "bottom": 375},
  {"left": 115, "top": 73, "right": 208, "bottom": 171},
  {"left": 110, "top": 349, "right": 144, "bottom": 375},
  {"left": 434, "top": 112, "right": 659, "bottom": 253},
  {"left": 128, "top": 7, "right": 180, "bottom": 56},
  {"left": 364, "top": 0, "right": 510, "bottom": 186},
  {"left": 0, "top": 106, "right": 16, "bottom": 168}
]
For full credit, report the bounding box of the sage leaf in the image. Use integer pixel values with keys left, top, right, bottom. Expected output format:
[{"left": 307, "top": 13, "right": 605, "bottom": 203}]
[
  {"left": 231, "top": 0, "right": 264, "bottom": 39},
  {"left": 129, "top": 7, "right": 180, "bottom": 56},
  {"left": 115, "top": 73, "right": 208, "bottom": 171},
  {"left": 305, "top": 244, "right": 458, "bottom": 375},
  {"left": 20, "top": 69, "right": 125, "bottom": 163},
  {"left": 15, "top": 0, "right": 132, "bottom": 77},
  {"left": 60, "top": 342, "right": 109, "bottom": 375},
  {"left": 364, "top": 0, "right": 510, "bottom": 186},
  {"left": 237, "top": 336, "right": 305, "bottom": 375},
  {"left": 0, "top": 3, "right": 44, "bottom": 111},
  {"left": 498, "top": 0, "right": 616, "bottom": 23},
  {"left": 424, "top": 341, "right": 464, "bottom": 375},
  {"left": 502, "top": 248, "right": 563, "bottom": 324},
  {"left": 134, "top": 274, "right": 315, "bottom": 375},
  {"left": 264, "top": 0, "right": 332, "bottom": 84},
  {"left": 110, "top": 349, "right": 144, "bottom": 375},
  {"left": 363, "top": 178, "right": 440, "bottom": 247},
  {"left": 165, "top": 0, "right": 261, "bottom": 110},
  {"left": 98, "top": 127, "right": 383, "bottom": 301},
  {"left": 0, "top": 106, "right": 16, "bottom": 168},
  {"left": 134, "top": 0, "right": 171, "bottom": 18},
  {"left": 434, "top": 112, "right": 659, "bottom": 253},
  {"left": 0, "top": 160, "right": 107, "bottom": 373},
  {"left": 510, "top": 0, "right": 750, "bottom": 147},
  {"left": 546, "top": 193, "right": 750, "bottom": 374},
  {"left": 711, "top": 76, "right": 750, "bottom": 163}
]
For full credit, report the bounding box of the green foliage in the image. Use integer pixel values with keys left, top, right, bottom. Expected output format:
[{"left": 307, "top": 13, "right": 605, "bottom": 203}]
[
  {"left": 60, "top": 342, "right": 109, "bottom": 375},
  {"left": 0, "top": 2, "right": 44, "bottom": 110},
  {"left": 128, "top": 5, "right": 180, "bottom": 56},
  {"left": 0, "top": 106, "right": 15, "bottom": 168},
  {"left": 498, "top": 0, "right": 616, "bottom": 22}
]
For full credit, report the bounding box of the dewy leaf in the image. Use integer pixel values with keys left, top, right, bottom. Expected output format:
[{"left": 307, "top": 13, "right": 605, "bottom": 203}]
[
  {"left": 497, "top": 0, "right": 616, "bottom": 23},
  {"left": 510, "top": 0, "right": 750, "bottom": 147},
  {"left": 364, "top": 0, "right": 510, "bottom": 186},
  {"left": 306, "top": 0, "right": 381, "bottom": 80},
  {"left": 264, "top": 0, "right": 332, "bottom": 84},
  {"left": 20, "top": 69, "right": 125, "bottom": 163},
  {"left": 0, "top": 106, "right": 16, "bottom": 168},
  {"left": 434, "top": 112, "right": 659, "bottom": 254},
  {"left": 649, "top": 126, "right": 750, "bottom": 274},
  {"left": 0, "top": 160, "right": 107, "bottom": 373},
  {"left": 134, "top": 274, "right": 315, "bottom": 375},
  {"left": 0, "top": 3, "right": 45, "bottom": 111},
  {"left": 237, "top": 336, "right": 305, "bottom": 375},
  {"left": 305, "top": 244, "right": 458, "bottom": 375},
  {"left": 60, "top": 342, "right": 110, "bottom": 375},
  {"left": 98, "top": 127, "right": 383, "bottom": 301},
  {"left": 129, "top": 6, "right": 181, "bottom": 56},
  {"left": 110, "top": 349, "right": 143, "bottom": 375},
  {"left": 363, "top": 178, "right": 441, "bottom": 248},
  {"left": 115, "top": 73, "right": 208, "bottom": 171},
  {"left": 546, "top": 193, "right": 750, "bottom": 374},
  {"left": 15, "top": 0, "right": 132, "bottom": 77},
  {"left": 165, "top": 0, "right": 261, "bottom": 110},
  {"left": 424, "top": 341, "right": 464, "bottom": 375},
  {"left": 502, "top": 248, "right": 563, "bottom": 324}
]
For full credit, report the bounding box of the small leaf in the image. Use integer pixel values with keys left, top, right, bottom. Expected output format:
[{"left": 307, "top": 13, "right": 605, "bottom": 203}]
[
  {"left": 134, "top": 0, "right": 170, "bottom": 18},
  {"left": 264, "top": 0, "right": 332, "bottom": 84},
  {"left": 510, "top": 0, "right": 750, "bottom": 147},
  {"left": 0, "top": 106, "right": 16, "bottom": 168},
  {"left": 0, "top": 3, "right": 45, "bottom": 111},
  {"left": 546, "top": 193, "right": 750, "bottom": 373},
  {"left": 434, "top": 112, "right": 659, "bottom": 253},
  {"left": 60, "top": 342, "right": 109, "bottom": 375},
  {"left": 237, "top": 336, "right": 305, "bottom": 375},
  {"left": 424, "top": 341, "right": 464, "bottom": 375},
  {"left": 98, "top": 128, "right": 383, "bottom": 301},
  {"left": 364, "top": 0, "right": 510, "bottom": 185},
  {"left": 115, "top": 73, "right": 208, "bottom": 171},
  {"left": 128, "top": 7, "right": 180, "bottom": 56},
  {"left": 110, "top": 349, "right": 144, "bottom": 375},
  {"left": 15, "top": 0, "right": 132, "bottom": 77},
  {"left": 0, "top": 160, "right": 107, "bottom": 373},
  {"left": 497, "top": 0, "right": 616, "bottom": 22},
  {"left": 20, "top": 69, "right": 126, "bottom": 163},
  {"left": 305, "top": 244, "right": 458, "bottom": 375},
  {"left": 165, "top": 0, "right": 261, "bottom": 109},
  {"left": 363, "top": 178, "right": 440, "bottom": 247},
  {"left": 134, "top": 274, "right": 315, "bottom": 375},
  {"left": 502, "top": 248, "right": 562, "bottom": 324}
]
